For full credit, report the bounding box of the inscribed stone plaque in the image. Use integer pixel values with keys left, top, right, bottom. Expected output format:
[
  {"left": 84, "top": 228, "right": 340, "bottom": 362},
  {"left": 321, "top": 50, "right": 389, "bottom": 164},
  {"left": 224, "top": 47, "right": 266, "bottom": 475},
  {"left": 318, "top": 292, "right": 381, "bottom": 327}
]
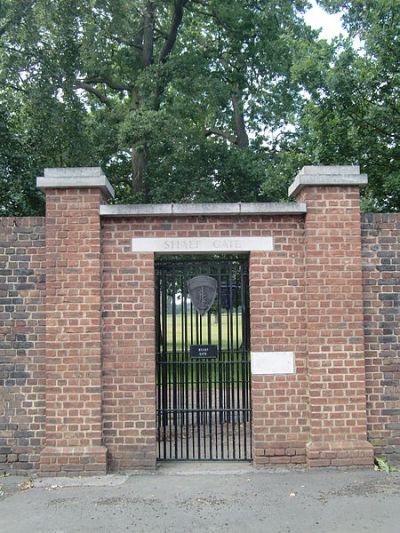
[{"left": 131, "top": 236, "right": 273, "bottom": 253}]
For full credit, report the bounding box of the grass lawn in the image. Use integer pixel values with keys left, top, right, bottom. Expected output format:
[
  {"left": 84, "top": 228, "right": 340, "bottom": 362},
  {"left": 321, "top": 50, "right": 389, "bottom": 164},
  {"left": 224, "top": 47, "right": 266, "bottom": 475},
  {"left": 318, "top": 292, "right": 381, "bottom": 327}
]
[
  {"left": 157, "top": 312, "right": 249, "bottom": 383},
  {"left": 161, "top": 312, "right": 244, "bottom": 352}
]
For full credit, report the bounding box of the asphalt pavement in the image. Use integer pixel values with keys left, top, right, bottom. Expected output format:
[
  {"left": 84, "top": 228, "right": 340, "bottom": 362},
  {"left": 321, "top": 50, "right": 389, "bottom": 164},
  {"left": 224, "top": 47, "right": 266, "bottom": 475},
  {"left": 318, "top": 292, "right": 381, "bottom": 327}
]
[{"left": 1, "top": 463, "right": 400, "bottom": 533}]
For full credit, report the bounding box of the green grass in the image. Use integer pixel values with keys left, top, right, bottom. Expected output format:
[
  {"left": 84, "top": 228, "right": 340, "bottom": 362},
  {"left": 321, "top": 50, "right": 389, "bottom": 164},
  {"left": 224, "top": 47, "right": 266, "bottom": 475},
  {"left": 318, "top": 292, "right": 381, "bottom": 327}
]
[
  {"left": 160, "top": 312, "right": 243, "bottom": 352},
  {"left": 157, "top": 312, "right": 248, "bottom": 384}
]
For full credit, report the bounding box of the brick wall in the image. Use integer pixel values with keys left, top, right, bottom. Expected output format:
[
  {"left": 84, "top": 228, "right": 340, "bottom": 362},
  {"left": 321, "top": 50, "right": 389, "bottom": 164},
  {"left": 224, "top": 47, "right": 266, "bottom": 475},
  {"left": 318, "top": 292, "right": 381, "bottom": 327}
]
[
  {"left": 102, "top": 218, "right": 156, "bottom": 470},
  {"left": 2, "top": 200, "right": 400, "bottom": 473},
  {"left": 296, "top": 186, "right": 373, "bottom": 467},
  {"left": 102, "top": 215, "right": 310, "bottom": 469},
  {"left": 39, "top": 188, "right": 107, "bottom": 475},
  {"left": 250, "top": 217, "right": 309, "bottom": 465},
  {"left": 362, "top": 213, "right": 400, "bottom": 461},
  {"left": 0, "top": 218, "right": 46, "bottom": 473}
]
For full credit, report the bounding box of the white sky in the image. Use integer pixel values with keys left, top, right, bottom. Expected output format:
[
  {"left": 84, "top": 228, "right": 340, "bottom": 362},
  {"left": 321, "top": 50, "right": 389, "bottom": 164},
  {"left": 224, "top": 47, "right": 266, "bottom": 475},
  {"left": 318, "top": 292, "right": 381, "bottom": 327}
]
[{"left": 304, "top": 0, "right": 344, "bottom": 41}]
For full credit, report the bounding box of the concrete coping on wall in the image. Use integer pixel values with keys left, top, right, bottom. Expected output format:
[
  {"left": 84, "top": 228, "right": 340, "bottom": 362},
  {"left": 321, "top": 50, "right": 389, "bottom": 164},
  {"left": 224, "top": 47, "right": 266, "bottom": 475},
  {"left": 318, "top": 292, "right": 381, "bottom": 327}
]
[
  {"left": 37, "top": 167, "right": 115, "bottom": 199},
  {"left": 288, "top": 165, "right": 368, "bottom": 198},
  {"left": 99, "top": 202, "right": 307, "bottom": 217}
]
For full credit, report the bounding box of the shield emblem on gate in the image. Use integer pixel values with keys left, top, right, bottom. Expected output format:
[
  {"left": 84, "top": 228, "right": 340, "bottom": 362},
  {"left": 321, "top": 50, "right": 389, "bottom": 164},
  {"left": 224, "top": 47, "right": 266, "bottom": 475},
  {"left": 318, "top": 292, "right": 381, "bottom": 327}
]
[{"left": 187, "top": 275, "right": 217, "bottom": 316}]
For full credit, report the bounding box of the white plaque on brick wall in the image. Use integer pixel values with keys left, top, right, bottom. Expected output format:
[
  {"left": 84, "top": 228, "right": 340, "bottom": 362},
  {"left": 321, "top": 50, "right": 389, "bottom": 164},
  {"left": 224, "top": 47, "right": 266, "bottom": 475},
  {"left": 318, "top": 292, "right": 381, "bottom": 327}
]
[
  {"left": 131, "top": 236, "right": 273, "bottom": 253},
  {"left": 251, "top": 352, "right": 295, "bottom": 375}
]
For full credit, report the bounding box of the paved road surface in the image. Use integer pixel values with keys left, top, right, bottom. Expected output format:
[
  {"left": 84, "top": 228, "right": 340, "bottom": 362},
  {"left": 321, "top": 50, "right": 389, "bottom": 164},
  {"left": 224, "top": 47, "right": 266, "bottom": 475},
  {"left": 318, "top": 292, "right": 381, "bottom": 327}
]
[{"left": 1, "top": 463, "right": 400, "bottom": 532}]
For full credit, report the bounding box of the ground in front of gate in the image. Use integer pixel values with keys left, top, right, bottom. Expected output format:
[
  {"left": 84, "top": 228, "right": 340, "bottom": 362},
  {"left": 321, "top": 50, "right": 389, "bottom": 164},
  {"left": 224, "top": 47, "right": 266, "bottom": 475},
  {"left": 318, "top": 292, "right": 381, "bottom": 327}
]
[{"left": 1, "top": 464, "right": 400, "bottom": 533}]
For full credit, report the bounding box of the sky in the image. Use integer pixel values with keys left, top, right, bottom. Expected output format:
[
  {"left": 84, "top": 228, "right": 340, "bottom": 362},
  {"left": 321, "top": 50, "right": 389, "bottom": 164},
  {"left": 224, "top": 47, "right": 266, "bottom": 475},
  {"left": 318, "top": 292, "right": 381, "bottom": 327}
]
[{"left": 304, "top": 0, "right": 344, "bottom": 41}]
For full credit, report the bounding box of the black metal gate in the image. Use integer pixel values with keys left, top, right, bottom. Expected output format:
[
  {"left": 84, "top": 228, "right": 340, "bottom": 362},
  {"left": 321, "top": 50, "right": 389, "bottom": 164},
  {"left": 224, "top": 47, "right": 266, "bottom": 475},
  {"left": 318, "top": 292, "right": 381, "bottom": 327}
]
[{"left": 155, "top": 256, "right": 252, "bottom": 461}]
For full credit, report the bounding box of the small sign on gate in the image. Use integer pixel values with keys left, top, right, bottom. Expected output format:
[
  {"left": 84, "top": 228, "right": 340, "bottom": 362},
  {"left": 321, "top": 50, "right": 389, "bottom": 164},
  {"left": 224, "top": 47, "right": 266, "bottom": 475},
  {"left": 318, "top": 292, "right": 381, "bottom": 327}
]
[{"left": 190, "top": 344, "right": 217, "bottom": 359}]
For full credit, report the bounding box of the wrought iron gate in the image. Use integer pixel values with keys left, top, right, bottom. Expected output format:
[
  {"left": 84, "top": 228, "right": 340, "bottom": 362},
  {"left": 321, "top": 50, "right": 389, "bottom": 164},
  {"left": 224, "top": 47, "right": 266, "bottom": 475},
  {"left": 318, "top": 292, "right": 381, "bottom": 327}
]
[{"left": 155, "top": 256, "right": 252, "bottom": 461}]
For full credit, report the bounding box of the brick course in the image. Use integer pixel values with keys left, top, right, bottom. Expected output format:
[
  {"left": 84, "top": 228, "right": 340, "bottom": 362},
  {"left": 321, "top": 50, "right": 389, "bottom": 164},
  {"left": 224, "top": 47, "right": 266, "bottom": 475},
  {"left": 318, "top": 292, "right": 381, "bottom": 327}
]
[
  {"left": 296, "top": 186, "right": 373, "bottom": 466},
  {"left": 39, "top": 188, "right": 107, "bottom": 475},
  {"left": 362, "top": 213, "right": 400, "bottom": 460},
  {"left": 2, "top": 167, "right": 400, "bottom": 474},
  {"left": 249, "top": 217, "right": 309, "bottom": 465},
  {"left": 101, "top": 215, "right": 309, "bottom": 468},
  {"left": 0, "top": 218, "right": 46, "bottom": 473},
  {"left": 102, "top": 218, "right": 156, "bottom": 470}
]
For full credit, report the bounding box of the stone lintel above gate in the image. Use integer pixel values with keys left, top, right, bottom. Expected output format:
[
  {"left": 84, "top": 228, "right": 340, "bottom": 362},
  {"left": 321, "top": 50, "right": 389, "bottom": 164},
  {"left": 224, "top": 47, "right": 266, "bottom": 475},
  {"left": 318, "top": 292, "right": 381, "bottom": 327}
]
[
  {"left": 37, "top": 167, "right": 115, "bottom": 199},
  {"left": 288, "top": 165, "right": 368, "bottom": 198},
  {"left": 99, "top": 201, "right": 307, "bottom": 217}
]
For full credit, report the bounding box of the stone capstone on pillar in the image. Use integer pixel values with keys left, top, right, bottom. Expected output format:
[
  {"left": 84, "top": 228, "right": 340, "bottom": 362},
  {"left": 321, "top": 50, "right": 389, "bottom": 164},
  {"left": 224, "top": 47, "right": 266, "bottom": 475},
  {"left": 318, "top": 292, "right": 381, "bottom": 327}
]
[
  {"left": 288, "top": 165, "right": 373, "bottom": 468},
  {"left": 288, "top": 165, "right": 368, "bottom": 198},
  {"left": 37, "top": 166, "right": 115, "bottom": 199},
  {"left": 37, "top": 166, "right": 112, "bottom": 476}
]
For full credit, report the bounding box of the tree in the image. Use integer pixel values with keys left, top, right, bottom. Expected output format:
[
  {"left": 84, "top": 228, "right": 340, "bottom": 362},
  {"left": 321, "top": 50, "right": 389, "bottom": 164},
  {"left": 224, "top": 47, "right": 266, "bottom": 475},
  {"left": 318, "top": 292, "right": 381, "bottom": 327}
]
[
  {"left": 1, "top": 0, "right": 318, "bottom": 212},
  {"left": 0, "top": 0, "right": 96, "bottom": 215},
  {"left": 0, "top": 95, "right": 42, "bottom": 215},
  {"left": 286, "top": 0, "right": 400, "bottom": 211}
]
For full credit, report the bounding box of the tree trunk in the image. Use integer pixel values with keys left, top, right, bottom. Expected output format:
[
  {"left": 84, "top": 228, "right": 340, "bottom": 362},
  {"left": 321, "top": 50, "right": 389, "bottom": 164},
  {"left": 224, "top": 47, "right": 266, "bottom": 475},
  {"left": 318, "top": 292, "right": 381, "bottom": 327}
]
[
  {"left": 143, "top": 1, "right": 155, "bottom": 66},
  {"left": 132, "top": 144, "right": 148, "bottom": 198},
  {"left": 231, "top": 90, "right": 249, "bottom": 148},
  {"left": 130, "top": 0, "right": 188, "bottom": 196}
]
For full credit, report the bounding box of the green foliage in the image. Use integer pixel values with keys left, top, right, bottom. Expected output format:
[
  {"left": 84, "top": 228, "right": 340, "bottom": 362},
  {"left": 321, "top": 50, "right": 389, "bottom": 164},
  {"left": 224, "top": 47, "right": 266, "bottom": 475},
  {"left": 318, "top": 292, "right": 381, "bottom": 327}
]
[
  {"left": 291, "top": 0, "right": 400, "bottom": 211},
  {"left": 374, "top": 456, "right": 398, "bottom": 473},
  {"left": 1, "top": 1, "right": 400, "bottom": 213},
  {"left": 0, "top": 93, "right": 43, "bottom": 215},
  {"left": 0, "top": 1, "right": 318, "bottom": 212}
]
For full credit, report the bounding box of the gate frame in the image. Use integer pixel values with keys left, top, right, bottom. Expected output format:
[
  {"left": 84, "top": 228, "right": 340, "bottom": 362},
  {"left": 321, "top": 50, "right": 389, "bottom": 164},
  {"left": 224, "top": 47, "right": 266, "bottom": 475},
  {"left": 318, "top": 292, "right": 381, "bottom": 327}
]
[
  {"left": 36, "top": 165, "right": 374, "bottom": 475},
  {"left": 155, "top": 254, "right": 252, "bottom": 461}
]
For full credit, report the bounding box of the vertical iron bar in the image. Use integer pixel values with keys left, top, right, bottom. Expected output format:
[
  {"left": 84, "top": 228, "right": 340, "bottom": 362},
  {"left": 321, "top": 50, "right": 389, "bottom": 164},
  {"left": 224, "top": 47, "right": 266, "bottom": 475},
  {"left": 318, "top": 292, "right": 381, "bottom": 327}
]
[
  {"left": 184, "top": 265, "right": 189, "bottom": 459},
  {"left": 241, "top": 262, "right": 248, "bottom": 459},
  {"left": 191, "top": 297, "right": 195, "bottom": 459},
  {"left": 180, "top": 270, "right": 184, "bottom": 458},
  {"left": 155, "top": 269, "right": 160, "bottom": 458},
  {"left": 155, "top": 256, "right": 251, "bottom": 462},
  {"left": 197, "top": 356, "right": 201, "bottom": 459},
  {"left": 208, "top": 314, "right": 213, "bottom": 459},
  {"left": 161, "top": 268, "right": 168, "bottom": 458},
  {"left": 217, "top": 266, "right": 224, "bottom": 458},
  {"left": 247, "top": 262, "right": 252, "bottom": 460},
  {"left": 172, "top": 266, "right": 178, "bottom": 458},
  {"left": 229, "top": 263, "right": 236, "bottom": 458}
]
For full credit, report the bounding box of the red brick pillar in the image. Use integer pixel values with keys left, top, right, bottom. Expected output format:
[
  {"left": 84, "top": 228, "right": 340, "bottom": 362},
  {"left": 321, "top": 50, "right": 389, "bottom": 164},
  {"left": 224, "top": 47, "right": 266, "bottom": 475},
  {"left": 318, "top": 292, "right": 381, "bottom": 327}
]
[
  {"left": 37, "top": 168, "right": 114, "bottom": 475},
  {"left": 289, "top": 166, "right": 374, "bottom": 467},
  {"left": 250, "top": 216, "right": 309, "bottom": 466}
]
